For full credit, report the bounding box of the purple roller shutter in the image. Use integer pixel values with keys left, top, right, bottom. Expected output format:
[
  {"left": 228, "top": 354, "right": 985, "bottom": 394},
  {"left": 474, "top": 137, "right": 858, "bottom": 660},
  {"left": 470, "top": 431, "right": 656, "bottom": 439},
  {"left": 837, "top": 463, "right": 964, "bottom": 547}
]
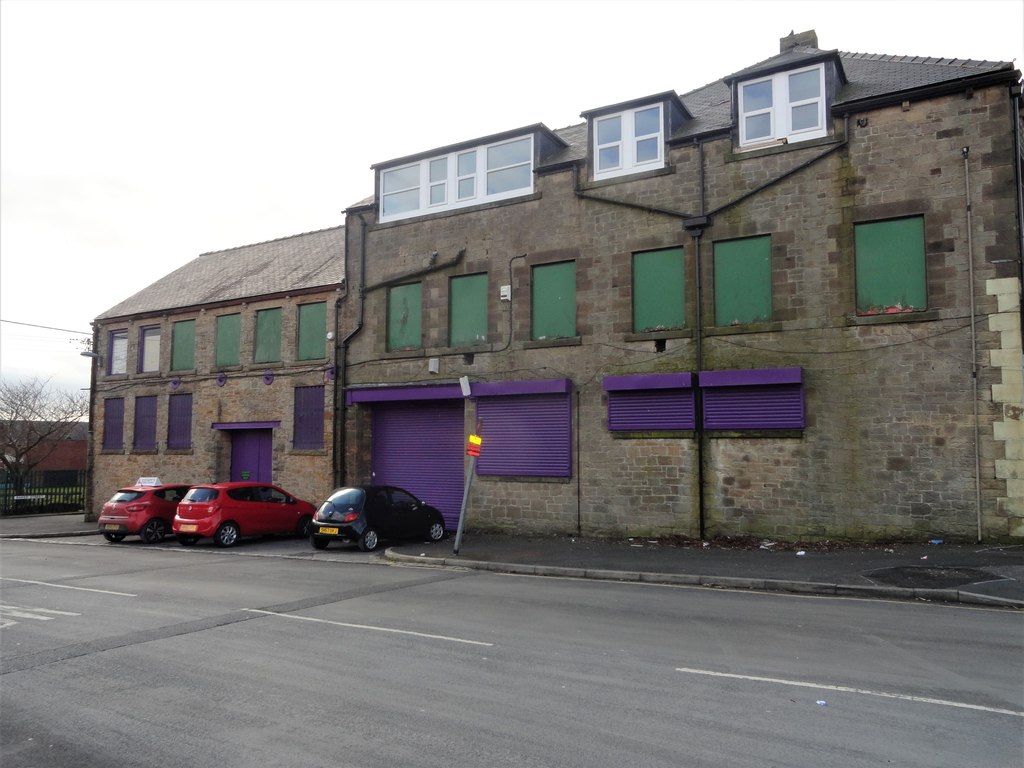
[
  {"left": 293, "top": 385, "right": 325, "bottom": 449},
  {"left": 700, "top": 368, "right": 804, "bottom": 429},
  {"left": 102, "top": 398, "right": 124, "bottom": 451},
  {"left": 167, "top": 393, "right": 193, "bottom": 449},
  {"left": 133, "top": 396, "right": 157, "bottom": 451},
  {"left": 371, "top": 401, "right": 465, "bottom": 528},
  {"left": 475, "top": 393, "right": 572, "bottom": 477},
  {"left": 607, "top": 389, "right": 695, "bottom": 430}
]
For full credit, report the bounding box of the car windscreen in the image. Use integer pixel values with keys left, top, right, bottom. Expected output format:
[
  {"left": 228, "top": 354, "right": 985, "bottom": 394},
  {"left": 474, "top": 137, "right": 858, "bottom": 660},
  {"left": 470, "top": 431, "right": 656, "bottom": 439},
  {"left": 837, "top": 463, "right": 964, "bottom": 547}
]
[
  {"left": 183, "top": 488, "right": 219, "bottom": 503},
  {"left": 109, "top": 490, "right": 144, "bottom": 503},
  {"left": 318, "top": 488, "right": 365, "bottom": 516}
]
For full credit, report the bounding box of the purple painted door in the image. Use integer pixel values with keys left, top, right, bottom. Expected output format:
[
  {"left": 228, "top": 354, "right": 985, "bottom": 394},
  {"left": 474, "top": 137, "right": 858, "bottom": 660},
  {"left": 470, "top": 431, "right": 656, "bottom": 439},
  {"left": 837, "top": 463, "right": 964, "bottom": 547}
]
[
  {"left": 371, "top": 401, "right": 464, "bottom": 529},
  {"left": 230, "top": 430, "right": 273, "bottom": 483}
]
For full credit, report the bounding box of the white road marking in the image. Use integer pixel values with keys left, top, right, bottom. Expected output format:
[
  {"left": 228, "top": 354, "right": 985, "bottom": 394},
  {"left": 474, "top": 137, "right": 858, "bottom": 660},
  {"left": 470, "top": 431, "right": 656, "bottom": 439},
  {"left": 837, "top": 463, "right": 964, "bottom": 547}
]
[
  {"left": 0, "top": 578, "right": 136, "bottom": 597},
  {"left": 0, "top": 605, "right": 81, "bottom": 620},
  {"left": 244, "top": 608, "right": 494, "bottom": 647},
  {"left": 674, "top": 666, "right": 1024, "bottom": 718}
]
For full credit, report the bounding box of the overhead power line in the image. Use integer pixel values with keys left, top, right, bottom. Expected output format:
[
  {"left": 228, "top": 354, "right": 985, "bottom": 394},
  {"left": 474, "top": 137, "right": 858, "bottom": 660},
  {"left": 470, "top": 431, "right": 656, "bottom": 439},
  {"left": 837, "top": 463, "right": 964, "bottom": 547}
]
[{"left": 0, "top": 319, "right": 91, "bottom": 336}]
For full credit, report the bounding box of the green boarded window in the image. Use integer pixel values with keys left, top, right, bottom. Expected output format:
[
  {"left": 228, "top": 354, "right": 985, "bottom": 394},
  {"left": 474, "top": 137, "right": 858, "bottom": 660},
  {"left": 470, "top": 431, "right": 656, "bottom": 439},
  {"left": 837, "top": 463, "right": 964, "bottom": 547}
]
[
  {"left": 713, "top": 236, "right": 772, "bottom": 326},
  {"left": 297, "top": 302, "right": 327, "bottom": 360},
  {"left": 855, "top": 217, "right": 927, "bottom": 315},
  {"left": 387, "top": 284, "right": 422, "bottom": 351},
  {"left": 532, "top": 261, "right": 576, "bottom": 340},
  {"left": 171, "top": 320, "right": 195, "bottom": 371},
  {"left": 450, "top": 274, "right": 488, "bottom": 346},
  {"left": 215, "top": 314, "right": 241, "bottom": 367},
  {"left": 632, "top": 248, "right": 685, "bottom": 332},
  {"left": 254, "top": 308, "right": 281, "bottom": 363}
]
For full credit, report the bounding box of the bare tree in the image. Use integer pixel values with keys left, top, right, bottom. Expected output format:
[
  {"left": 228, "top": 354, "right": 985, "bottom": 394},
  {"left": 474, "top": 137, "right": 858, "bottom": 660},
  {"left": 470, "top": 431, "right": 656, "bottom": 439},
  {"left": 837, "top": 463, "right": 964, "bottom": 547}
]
[{"left": 0, "top": 377, "right": 89, "bottom": 494}]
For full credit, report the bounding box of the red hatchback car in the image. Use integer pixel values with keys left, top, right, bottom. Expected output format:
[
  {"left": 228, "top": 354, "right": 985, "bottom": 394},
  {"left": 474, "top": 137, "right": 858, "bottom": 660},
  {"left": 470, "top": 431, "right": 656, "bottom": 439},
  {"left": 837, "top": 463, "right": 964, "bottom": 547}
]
[
  {"left": 98, "top": 483, "right": 192, "bottom": 544},
  {"left": 172, "top": 482, "right": 316, "bottom": 548}
]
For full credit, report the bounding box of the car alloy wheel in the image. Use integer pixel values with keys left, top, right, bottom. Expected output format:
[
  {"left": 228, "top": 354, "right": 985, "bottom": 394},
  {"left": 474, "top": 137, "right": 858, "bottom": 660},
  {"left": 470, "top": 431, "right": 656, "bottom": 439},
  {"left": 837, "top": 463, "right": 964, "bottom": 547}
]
[
  {"left": 214, "top": 522, "right": 240, "bottom": 548},
  {"left": 296, "top": 515, "right": 313, "bottom": 538},
  {"left": 428, "top": 520, "right": 445, "bottom": 541},
  {"left": 358, "top": 528, "right": 379, "bottom": 552},
  {"left": 140, "top": 518, "right": 166, "bottom": 544}
]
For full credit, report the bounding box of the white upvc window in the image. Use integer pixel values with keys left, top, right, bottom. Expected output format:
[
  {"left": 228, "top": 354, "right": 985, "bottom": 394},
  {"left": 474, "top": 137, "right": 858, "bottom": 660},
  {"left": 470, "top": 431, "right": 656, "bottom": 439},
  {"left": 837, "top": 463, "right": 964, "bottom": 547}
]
[
  {"left": 593, "top": 104, "right": 664, "bottom": 180},
  {"left": 739, "top": 64, "right": 826, "bottom": 147},
  {"left": 140, "top": 326, "right": 161, "bottom": 373},
  {"left": 379, "top": 135, "right": 534, "bottom": 222}
]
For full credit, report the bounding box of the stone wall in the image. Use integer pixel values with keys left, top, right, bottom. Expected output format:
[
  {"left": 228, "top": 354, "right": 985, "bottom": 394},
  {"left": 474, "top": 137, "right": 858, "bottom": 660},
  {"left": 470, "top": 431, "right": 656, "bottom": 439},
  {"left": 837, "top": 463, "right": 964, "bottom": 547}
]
[{"left": 340, "top": 83, "right": 1021, "bottom": 541}]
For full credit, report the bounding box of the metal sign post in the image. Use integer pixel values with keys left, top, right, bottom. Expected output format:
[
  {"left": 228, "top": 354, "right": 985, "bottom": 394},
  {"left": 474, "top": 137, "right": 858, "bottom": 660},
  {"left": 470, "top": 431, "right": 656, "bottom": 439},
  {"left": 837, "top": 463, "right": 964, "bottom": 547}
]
[{"left": 453, "top": 434, "right": 481, "bottom": 555}]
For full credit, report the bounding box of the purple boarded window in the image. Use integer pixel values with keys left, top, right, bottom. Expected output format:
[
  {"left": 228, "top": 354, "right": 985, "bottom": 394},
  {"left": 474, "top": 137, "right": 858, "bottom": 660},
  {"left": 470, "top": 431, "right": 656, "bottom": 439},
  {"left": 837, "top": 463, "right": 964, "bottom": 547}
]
[
  {"left": 167, "top": 393, "right": 193, "bottom": 450},
  {"left": 700, "top": 367, "right": 804, "bottom": 429},
  {"left": 133, "top": 396, "right": 157, "bottom": 451},
  {"left": 603, "top": 373, "right": 694, "bottom": 431},
  {"left": 293, "top": 385, "right": 325, "bottom": 449},
  {"left": 474, "top": 380, "right": 572, "bottom": 478},
  {"left": 102, "top": 398, "right": 124, "bottom": 451}
]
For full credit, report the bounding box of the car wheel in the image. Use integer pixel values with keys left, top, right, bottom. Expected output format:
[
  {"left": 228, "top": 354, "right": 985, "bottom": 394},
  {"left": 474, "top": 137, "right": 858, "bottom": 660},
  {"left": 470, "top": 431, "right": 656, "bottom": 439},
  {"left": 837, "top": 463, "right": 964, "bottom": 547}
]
[
  {"left": 296, "top": 515, "right": 313, "bottom": 538},
  {"left": 139, "top": 518, "right": 166, "bottom": 544},
  {"left": 358, "top": 528, "right": 379, "bottom": 552},
  {"left": 310, "top": 535, "right": 329, "bottom": 550},
  {"left": 176, "top": 535, "right": 199, "bottom": 546},
  {"left": 103, "top": 532, "right": 126, "bottom": 543},
  {"left": 427, "top": 518, "right": 446, "bottom": 542},
  {"left": 214, "top": 522, "right": 240, "bottom": 548}
]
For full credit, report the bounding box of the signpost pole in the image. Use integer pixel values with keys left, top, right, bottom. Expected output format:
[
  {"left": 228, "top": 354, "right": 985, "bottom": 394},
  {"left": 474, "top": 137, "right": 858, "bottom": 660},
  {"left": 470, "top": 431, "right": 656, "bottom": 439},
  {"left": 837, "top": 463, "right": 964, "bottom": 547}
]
[{"left": 454, "top": 433, "right": 481, "bottom": 555}]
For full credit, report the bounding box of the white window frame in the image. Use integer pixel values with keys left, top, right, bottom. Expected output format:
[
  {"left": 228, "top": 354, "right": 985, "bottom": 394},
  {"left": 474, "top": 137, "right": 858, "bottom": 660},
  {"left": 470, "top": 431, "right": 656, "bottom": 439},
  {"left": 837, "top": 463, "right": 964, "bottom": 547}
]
[
  {"left": 738, "top": 64, "right": 826, "bottom": 147},
  {"left": 592, "top": 103, "right": 664, "bottom": 181},
  {"left": 140, "top": 325, "right": 161, "bottom": 373},
  {"left": 109, "top": 330, "right": 128, "bottom": 375},
  {"left": 379, "top": 135, "right": 535, "bottom": 223}
]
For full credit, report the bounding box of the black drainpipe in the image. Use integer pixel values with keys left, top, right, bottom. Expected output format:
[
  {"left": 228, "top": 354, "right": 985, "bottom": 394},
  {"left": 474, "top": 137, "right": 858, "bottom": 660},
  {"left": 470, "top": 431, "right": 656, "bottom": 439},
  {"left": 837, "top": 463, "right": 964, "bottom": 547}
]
[
  {"left": 1012, "top": 85, "right": 1024, "bottom": 342},
  {"left": 337, "top": 213, "right": 370, "bottom": 485}
]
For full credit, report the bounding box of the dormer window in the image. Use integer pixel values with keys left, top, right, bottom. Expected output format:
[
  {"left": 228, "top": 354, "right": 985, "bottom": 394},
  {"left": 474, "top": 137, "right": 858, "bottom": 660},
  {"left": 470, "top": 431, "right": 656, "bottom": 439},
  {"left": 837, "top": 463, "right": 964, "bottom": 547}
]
[
  {"left": 378, "top": 134, "right": 537, "bottom": 223},
  {"left": 593, "top": 104, "right": 664, "bottom": 180},
  {"left": 739, "top": 64, "right": 826, "bottom": 146}
]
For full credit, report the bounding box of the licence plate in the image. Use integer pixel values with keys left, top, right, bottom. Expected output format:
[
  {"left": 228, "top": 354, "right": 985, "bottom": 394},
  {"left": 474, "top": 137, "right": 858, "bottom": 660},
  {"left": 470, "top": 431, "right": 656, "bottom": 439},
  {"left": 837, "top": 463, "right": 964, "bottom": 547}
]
[
  {"left": 318, "top": 527, "right": 339, "bottom": 535},
  {"left": 178, "top": 524, "right": 198, "bottom": 532},
  {"left": 103, "top": 524, "right": 122, "bottom": 531}
]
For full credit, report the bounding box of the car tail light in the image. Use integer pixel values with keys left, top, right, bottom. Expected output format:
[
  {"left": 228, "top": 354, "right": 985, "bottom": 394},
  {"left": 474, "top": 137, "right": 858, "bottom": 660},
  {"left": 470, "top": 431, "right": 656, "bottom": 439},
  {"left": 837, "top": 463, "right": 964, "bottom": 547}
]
[
  {"left": 126, "top": 504, "right": 147, "bottom": 513},
  {"left": 341, "top": 511, "right": 359, "bottom": 523}
]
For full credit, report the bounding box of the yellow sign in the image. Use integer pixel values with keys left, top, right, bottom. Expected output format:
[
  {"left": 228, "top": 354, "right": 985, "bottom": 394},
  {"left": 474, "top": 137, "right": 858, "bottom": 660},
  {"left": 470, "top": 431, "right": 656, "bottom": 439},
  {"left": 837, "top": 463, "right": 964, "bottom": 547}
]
[{"left": 469, "top": 434, "right": 482, "bottom": 445}]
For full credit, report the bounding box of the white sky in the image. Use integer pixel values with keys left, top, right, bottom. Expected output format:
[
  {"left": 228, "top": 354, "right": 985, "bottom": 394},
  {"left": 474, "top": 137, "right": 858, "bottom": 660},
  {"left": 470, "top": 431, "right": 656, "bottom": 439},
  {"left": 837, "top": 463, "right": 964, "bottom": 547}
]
[{"left": 2, "top": 0, "right": 1022, "bottom": 394}]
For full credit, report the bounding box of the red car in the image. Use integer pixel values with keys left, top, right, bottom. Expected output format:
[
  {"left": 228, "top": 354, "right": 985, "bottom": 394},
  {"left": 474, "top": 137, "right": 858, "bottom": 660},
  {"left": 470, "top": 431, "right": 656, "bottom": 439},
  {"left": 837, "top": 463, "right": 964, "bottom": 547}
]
[
  {"left": 173, "top": 482, "right": 316, "bottom": 548},
  {"left": 98, "top": 483, "right": 192, "bottom": 544}
]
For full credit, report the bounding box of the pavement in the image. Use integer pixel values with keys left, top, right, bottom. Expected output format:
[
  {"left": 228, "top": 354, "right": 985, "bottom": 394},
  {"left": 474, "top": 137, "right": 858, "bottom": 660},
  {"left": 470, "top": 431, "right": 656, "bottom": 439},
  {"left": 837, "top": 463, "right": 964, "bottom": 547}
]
[{"left": 2, "top": 512, "right": 1022, "bottom": 608}]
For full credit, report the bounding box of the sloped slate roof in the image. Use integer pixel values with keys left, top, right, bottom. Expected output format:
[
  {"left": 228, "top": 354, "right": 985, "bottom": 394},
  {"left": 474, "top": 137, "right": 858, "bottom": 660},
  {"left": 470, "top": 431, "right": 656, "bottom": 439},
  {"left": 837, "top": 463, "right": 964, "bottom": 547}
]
[
  {"left": 96, "top": 226, "right": 345, "bottom": 321},
  {"left": 540, "top": 48, "right": 1017, "bottom": 164}
]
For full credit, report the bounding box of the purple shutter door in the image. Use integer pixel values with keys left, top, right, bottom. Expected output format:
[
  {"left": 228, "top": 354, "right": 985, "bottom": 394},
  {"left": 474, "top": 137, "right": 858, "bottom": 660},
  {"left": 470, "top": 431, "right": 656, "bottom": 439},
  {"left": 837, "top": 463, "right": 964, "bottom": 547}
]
[
  {"left": 371, "top": 401, "right": 464, "bottom": 528},
  {"left": 475, "top": 393, "right": 572, "bottom": 477},
  {"left": 231, "top": 429, "right": 273, "bottom": 482}
]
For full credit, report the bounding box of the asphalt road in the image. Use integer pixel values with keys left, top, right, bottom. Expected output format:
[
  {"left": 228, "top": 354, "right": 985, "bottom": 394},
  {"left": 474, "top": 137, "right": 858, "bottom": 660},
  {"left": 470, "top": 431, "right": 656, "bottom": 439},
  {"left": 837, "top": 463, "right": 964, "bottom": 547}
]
[{"left": 2, "top": 536, "right": 1022, "bottom": 768}]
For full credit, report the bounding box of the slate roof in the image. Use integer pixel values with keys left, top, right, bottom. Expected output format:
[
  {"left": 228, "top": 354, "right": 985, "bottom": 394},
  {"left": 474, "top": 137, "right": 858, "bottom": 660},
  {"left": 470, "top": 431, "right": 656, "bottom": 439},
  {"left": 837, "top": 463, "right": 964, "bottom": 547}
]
[
  {"left": 539, "top": 46, "right": 1018, "bottom": 167},
  {"left": 96, "top": 226, "right": 345, "bottom": 321}
]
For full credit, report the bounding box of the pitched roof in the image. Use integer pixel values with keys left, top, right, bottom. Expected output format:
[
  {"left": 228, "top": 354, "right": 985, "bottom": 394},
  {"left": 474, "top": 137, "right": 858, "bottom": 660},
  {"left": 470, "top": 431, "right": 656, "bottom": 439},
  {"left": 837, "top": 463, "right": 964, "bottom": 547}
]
[
  {"left": 539, "top": 46, "right": 1018, "bottom": 165},
  {"left": 96, "top": 226, "right": 345, "bottom": 321}
]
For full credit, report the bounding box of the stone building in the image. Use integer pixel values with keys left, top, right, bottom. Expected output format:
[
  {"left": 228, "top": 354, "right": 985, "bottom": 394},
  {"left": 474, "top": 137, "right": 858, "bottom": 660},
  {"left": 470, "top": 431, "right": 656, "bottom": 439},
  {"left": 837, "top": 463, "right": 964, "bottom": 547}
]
[
  {"left": 85, "top": 227, "right": 344, "bottom": 518},
  {"left": 339, "top": 31, "right": 1024, "bottom": 542}
]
